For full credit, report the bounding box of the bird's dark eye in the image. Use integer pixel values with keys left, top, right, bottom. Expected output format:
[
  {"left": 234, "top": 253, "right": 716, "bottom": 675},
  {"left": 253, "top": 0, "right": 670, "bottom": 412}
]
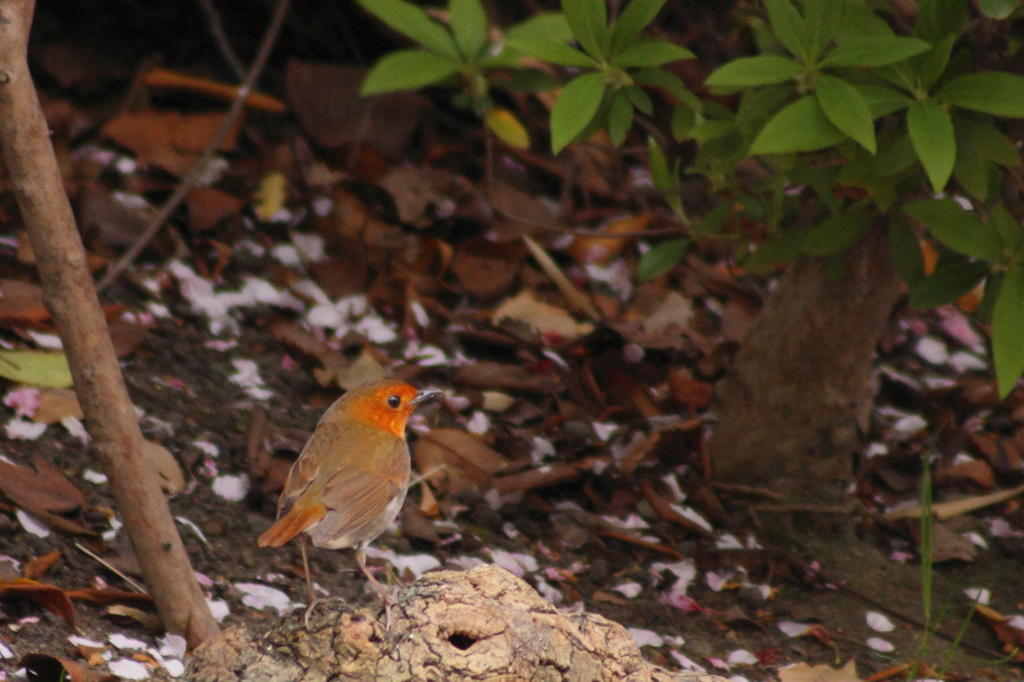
[{"left": 387, "top": 395, "right": 401, "bottom": 409}]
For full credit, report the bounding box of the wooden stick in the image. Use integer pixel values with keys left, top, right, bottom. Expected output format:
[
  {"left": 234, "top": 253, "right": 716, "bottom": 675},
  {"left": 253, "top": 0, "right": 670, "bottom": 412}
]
[{"left": 0, "top": 0, "right": 219, "bottom": 646}]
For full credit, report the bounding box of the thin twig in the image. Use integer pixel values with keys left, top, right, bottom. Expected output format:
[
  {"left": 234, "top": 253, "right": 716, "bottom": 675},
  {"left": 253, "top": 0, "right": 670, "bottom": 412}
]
[
  {"left": 196, "top": 0, "right": 247, "bottom": 80},
  {"left": 74, "top": 541, "right": 146, "bottom": 593},
  {"left": 97, "top": 0, "right": 292, "bottom": 293}
]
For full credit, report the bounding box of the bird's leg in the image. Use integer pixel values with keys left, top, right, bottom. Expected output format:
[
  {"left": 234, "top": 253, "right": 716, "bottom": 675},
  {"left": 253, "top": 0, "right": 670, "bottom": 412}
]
[
  {"left": 355, "top": 548, "right": 395, "bottom": 627},
  {"left": 300, "top": 535, "right": 318, "bottom": 628}
]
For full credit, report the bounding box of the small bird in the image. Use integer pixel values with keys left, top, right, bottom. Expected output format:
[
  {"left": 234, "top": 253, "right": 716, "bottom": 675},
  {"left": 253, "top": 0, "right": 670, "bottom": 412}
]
[{"left": 257, "top": 379, "right": 440, "bottom": 623}]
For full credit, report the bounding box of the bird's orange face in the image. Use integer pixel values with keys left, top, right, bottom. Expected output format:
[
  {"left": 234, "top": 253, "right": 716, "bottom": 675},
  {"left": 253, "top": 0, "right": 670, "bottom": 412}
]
[{"left": 343, "top": 380, "right": 440, "bottom": 438}]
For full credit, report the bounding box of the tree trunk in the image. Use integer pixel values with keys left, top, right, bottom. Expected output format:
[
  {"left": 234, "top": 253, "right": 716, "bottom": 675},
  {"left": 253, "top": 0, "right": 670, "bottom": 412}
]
[{"left": 708, "top": 229, "right": 902, "bottom": 502}]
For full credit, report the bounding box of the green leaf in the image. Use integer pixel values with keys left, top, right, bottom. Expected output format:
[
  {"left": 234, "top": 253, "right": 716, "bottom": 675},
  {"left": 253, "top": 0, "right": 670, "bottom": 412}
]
[
  {"left": 854, "top": 85, "right": 912, "bottom": 118},
  {"left": 765, "top": 0, "right": 809, "bottom": 59},
  {"left": 671, "top": 103, "right": 696, "bottom": 140},
  {"left": 648, "top": 136, "right": 676, "bottom": 192},
  {"left": 692, "top": 202, "right": 733, "bottom": 237},
  {"left": 0, "top": 351, "right": 73, "bottom": 388},
  {"left": 633, "top": 67, "right": 693, "bottom": 102},
  {"left": 914, "top": 0, "right": 968, "bottom": 44},
  {"left": 823, "top": 36, "right": 932, "bottom": 67},
  {"left": 990, "top": 203, "right": 1022, "bottom": 251},
  {"left": 907, "top": 98, "right": 956, "bottom": 192},
  {"left": 916, "top": 33, "right": 955, "bottom": 92},
  {"left": 638, "top": 239, "right": 690, "bottom": 280},
  {"left": 500, "top": 68, "right": 561, "bottom": 93},
  {"left": 978, "top": 0, "right": 1020, "bottom": 19},
  {"left": 743, "top": 229, "right": 808, "bottom": 273},
  {"left": 505, "top": 13, "right": 574, "bottom": 44},
  {"left": 692, "top": 119, "right": 736, "bottom": 144},
  {"left": 938, "top": 73, "right": 1024, "bottom": 117},
  {"left": 608, "top": 90, "right": 633, "bottom": 146},
  {"left": 612, "top": 41, "right": 694, "bottom": 68},
  {"left": 874, "top": 61, "right": 918, "bottom": 95},
  {"left": 803, "top": 0, "right": 843, "bottom": 61},
  {"left": 801, "top": 212, "right": 871, "bottom": 256},
  {"left": 961, "top": 121, "right": 1020, "bottom": 167},
  {"left": 908, "top": 257, "right": 988, "bottom": 308},
  {"left": 504, "top": 37, "right": 596, "bottom": 67},
  {"left": 904, "top": 198, "right": 1003, "bottom": 260},
  {"left": 705, "top": 56, "right": 803, "bottom": 87},
  {"left": 357, "top": 0, "right": 460, "bottom": 58},
  {"left": 610, "top": 0, "right": 670, "bottom": 55},
  {"left": 551, "top": 72, "right": 606, "bottom": 153},
  {"left": 815, "top": 74, "right": 876, "bottom": 153},
  {"left": 875, "top": 133, "right": 917, "bottom": 176},
  {"left": 563, "top": 0, "right": 608, "bottom": 60},
  {"left": 888, "top": 216, "right": 925, "bottom": 285},
  {"left": 833, "top": 0, "right": 896, "bottom": 39},
  {"left": 624, "top": 85, "right": 653, "bottom": 115},
  {"left": 361, "top": 50, "right": 461, "bottom": 95},
  {"left": 993, "top": 266, "right": 1024, "bottom": 397},
  {"left": 953, "top": 152, "right": 999, "bottom": 202},
  {"left": 749, "top": 96, "right": 846, "bottom": 154},
  {"left": 449, "top": 0, "right": 488, "bottom": 60}
]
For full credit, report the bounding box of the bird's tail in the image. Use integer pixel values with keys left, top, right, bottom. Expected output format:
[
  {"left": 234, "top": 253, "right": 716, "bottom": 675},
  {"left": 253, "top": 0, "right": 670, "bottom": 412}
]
[{"left": 257, "top": 501, "right": 326, "bottom": 548}]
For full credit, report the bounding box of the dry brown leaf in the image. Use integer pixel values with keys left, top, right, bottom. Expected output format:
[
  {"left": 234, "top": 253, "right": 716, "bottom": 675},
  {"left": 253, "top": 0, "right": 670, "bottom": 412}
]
[
  {"left": 21, "top": 551, "right": 62, "bottom": 580},
  {"left": 450, "top": 239, "right": 524, "bottom": 300},
  {"left": 492, "top": 289, "right": 594, "bottom": 343},
  {"left": 492, "top": 463, "right": 579, "bottom": 494},
  {"left": 379, "top": 166, "right": 487, "bottom": 227},
  {"left": 883, "top": 482, "right": 1024, "bottom": 521},
  {"left": 286, "top": 60, "right": 428, "bottom": 156},
  {"left": 566, "top": 213, "right": 653, "bottom": 265},
  {"left": 619, "top": 418, "right": 702, "bottom": 476},
  {"left": 187, "top": 187, "right": 245, "bottom": 233},
  {"left": 0, "top": 454, "right": 86, "bottom": 514},
  {"left": 30, "top": 388, "right": 83, "bottom": 424},
  {"left": 101, "top": 110, "right": 243, "bottom": 175},
  {"left": 318, "top": 347, "right": 385, "bottom": 391},
  {"left": 0, "top": 279, "right": 49, "bottom": 326},
  {"left": 142, "top": 441, "right": 185, "bottom": 494},
  {"left": 78, "top": 184, "right": 151, "bottom": 248},
  {"left": 107, "top": 318, "right": 154, "bottom": 358},
  {"left": 667, "top": 371, "right": 713, "bottom": 412},
  {"left": 489, "top": 180, "right": 558, "bottom": 239},
  {"left": 412, "top": 429, "right": 510, "bottom": 495},
  {"left": 778, "top": 660, "right": 861, "bottom": 682},
  {"left": 0, "top": 579, "right": 76, "bottom": 628},
  {"left": 105, "top": 604, "right": 163, "bottom": 632},
  {"left": 454, "top": 361, "right": 563, "bottom": 395},
  {"left": 934, "top": 457, "right": 995, "bottom": 489},
  {"left": 66, "top": 587, "right": 154, "bottom": 608},
  {"left": 309, "top": 247, "right": 369, "bottom": 299}
]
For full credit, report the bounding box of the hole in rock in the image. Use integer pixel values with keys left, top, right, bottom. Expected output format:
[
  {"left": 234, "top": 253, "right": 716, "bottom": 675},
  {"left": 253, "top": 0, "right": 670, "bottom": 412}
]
[{"left": 448, "top": 633, "right": 476, "bottom": 650}]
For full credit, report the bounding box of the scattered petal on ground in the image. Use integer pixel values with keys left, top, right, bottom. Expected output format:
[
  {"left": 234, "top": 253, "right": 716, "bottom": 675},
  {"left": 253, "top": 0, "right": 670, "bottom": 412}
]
[
  {"left": 235, "top": 582, "right": 302, "bottom": 615},
  {"left": 612, "top": 582, "right": 642, "bottom": 598},
  {"left": 866, "top": 612, "right": 894, "bottom": 632},
  {"left": 109, "top": 658, "right": 150, "bottom": 679},
  {"left": 865, "top": 637, "right": 894, "bottom": 652},
  {"left": 16, "top": 510, "right": 50, "bottom": 538},
  {"left": 627, "top": 628, "right": 663, "bottom": 648},
  {"left": 212, "top": 474, "right": 249, "bottom": 501},
  {"left": 726, "top": 649, "right": 758, "bottom": 665},
  {"left": 778, "top": 621, "right": 812, "bottom": 637}
]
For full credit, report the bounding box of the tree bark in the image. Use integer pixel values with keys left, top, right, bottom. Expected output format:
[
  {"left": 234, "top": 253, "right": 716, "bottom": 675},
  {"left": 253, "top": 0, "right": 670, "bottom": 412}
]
[
  {"left": 187, "top": 564, "right": 728, "bottom": 682},
  {"left": 708, "top": 229, "right": 902, "bottom": 502},
  {"left": 0, "top": 0, "right": 219, "bottom": 646}
]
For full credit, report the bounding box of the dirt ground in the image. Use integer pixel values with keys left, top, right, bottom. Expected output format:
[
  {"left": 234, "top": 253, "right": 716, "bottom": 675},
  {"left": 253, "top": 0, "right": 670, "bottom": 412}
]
[{"left": 0, "top": 292, "right": 1022, "bottom": 681}]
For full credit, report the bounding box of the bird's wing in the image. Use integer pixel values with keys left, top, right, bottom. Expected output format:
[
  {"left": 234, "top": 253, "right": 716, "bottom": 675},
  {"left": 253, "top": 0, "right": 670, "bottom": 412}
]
[{"left": 313, "top": 439, "right": 410, "bottom": 542}]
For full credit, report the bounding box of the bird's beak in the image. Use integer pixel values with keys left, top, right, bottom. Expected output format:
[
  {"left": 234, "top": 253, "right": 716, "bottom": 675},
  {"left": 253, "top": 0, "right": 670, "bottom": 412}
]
[{"left": 411, "top": 389, "right": 443, "bottom": 405}]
